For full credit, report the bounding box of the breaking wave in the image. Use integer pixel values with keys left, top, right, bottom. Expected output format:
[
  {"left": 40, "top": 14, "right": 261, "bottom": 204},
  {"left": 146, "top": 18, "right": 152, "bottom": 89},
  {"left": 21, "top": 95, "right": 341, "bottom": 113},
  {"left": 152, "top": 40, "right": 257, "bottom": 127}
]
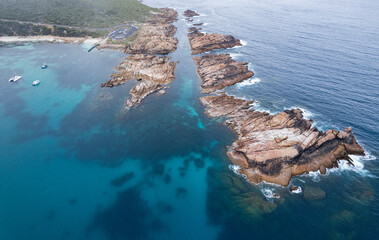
[{"left": 236, "top": 77, "right": 261, "bottom": 88}]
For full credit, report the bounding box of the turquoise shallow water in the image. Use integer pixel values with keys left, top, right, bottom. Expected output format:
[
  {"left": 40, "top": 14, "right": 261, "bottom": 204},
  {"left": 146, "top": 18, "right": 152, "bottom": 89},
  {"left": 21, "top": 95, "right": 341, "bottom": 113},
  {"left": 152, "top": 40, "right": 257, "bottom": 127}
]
[{"left": 1, "top": 0, "right": 379, "bottom": 239}]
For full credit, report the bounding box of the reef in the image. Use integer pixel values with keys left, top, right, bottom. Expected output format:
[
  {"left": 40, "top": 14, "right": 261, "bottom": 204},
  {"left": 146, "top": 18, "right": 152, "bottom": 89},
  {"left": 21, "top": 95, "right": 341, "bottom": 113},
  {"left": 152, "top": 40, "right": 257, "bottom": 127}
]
[
  {"left": 200, "top": 94, "right": 365, "bottom": 186},
  {"left": 188, "top": 28, "right": 242, "bottom": 54},
  {"left": 193, "top": 54, "right": 254, "bottom": 93}
]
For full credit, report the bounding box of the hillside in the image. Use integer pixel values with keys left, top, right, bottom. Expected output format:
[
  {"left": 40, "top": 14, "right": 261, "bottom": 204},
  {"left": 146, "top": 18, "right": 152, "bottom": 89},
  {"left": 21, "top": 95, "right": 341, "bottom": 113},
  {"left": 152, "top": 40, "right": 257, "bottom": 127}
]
[{"left": 0, "top": 0, "right": 156, "bottom": 28}]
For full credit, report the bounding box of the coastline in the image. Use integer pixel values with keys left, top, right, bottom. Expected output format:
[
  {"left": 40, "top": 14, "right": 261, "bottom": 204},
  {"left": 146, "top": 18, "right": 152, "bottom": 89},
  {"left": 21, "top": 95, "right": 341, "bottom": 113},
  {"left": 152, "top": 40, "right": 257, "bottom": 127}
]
[
  {"left": 184, "top": 9, "right": 366, "bottom": 187},
  {"left": 0, "top": 35, "right": 101, "bottom": 44}
]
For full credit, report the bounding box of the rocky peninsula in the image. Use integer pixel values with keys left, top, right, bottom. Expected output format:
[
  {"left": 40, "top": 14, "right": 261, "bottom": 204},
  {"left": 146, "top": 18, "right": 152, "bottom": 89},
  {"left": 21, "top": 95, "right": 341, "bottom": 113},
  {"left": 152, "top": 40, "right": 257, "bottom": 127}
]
[
  {"left": 185, "top": 10, "right": 365, "bottom": 186},
  {"left": 101, "top": 8, "right": 178, "bottom": 109}
]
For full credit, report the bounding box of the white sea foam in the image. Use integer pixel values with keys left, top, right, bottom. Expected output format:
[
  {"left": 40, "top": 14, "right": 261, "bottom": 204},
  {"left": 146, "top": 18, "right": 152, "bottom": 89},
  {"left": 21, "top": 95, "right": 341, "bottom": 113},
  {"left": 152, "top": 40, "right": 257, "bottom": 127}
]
[
  {"left": 251, "top": 101, "right": 272, "bottom": 114},
  {"left": 240, "top": 39, "right": 248, "bottom": 46},
  {"left": 328, "top": 154, "right": 376, "bottom": 177},
  {"left": 289, "top": 186, "right": 302, "bottom": 194},
  {"left": 228, "top": 164, "right": 247, "bottom": 179},
  {"left": 230, "top": 53, "right": 243, "bottom": 59},
  {"left": 236, "top": 77, "right": 261, "bottom": 88},
  {"left": 229, "top": 164, "right": 241, "bottom": 174},
  {"left": 261, "top": 188, "right": 280, "bottom": 200},
  {"left": 301, "top": 153, "right": 376, "bottom": 183},
  {"left": 288, "top": 106, "right": 314, "bottom": 120}
]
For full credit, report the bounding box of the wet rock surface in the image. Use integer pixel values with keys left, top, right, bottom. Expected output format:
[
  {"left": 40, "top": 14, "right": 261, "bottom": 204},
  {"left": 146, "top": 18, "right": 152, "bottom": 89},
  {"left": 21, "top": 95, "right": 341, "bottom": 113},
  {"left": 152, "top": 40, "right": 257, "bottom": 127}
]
[
  {"left": 188, "top": 30, "right": 242, "bottom": 54},
  {"left": 193, "top": 54, "right": 254, "bottom": 93},
  {"left": 200, "top": 94, "right": 365, "bottom": 186}
]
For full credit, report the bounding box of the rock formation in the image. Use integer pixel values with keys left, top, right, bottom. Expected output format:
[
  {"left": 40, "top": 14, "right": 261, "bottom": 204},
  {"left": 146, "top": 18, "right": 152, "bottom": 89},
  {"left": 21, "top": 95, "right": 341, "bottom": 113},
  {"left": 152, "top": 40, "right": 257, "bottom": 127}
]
[
  {"left": 188, "top": 29, "right": 242, "bottom": 54},
  {"left": 193, "top": 54, "right": 254, "bottom": 93},
  {"left": 101, "top": 8, "right": 178, "bottom": 109},
  {"left": 183, "top": 10, "right": 200, "bottom": 18},
  {"left": 101, "top": 54, "right": 176, "bottom": 87},
  {"left": 126, "top": 80, "right": 166, "bottom": 109},
  {"left": 200, "top": 93, "right": 365, "bottom": 186},
  {"left": 125, "top": 8, "right": 178, "bottom": 55},
  {"left": 147, "top": 8, "right": 178, "bottom": 25},
  {"left": 124, "top": 24, "right": 178, "bottom": 55}
]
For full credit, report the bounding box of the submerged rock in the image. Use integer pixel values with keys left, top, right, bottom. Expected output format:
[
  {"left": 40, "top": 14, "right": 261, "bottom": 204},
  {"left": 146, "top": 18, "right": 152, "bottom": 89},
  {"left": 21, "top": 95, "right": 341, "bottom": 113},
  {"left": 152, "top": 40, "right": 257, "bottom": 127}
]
[
  {"left": 200, "top": 94, "right": 365, "bottom": 186},
  {"left": 188, "top": 30, "right": 242, "bottom": 54},
  {"left": 303, "top": 186, "right": 326, "bottom": 201},
  {"left": 193, "top": 54, "right": 254, "bottom": 93}
]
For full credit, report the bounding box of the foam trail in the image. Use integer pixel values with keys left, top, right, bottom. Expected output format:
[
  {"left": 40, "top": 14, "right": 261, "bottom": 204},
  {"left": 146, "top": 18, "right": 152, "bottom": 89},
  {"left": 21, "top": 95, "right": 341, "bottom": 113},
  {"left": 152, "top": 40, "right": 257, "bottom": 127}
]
[
  {"left": 236, "top": 77, "right": 261, "bottom": 88},
  {"left": 232, "top": 39, "right": 247, "bottom": 49}
]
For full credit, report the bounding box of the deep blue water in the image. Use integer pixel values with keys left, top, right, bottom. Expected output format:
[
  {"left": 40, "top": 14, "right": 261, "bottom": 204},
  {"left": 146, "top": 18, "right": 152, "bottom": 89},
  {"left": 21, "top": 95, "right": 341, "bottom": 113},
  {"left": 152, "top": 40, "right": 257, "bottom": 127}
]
[{"left": 1, "top": 0, "right": 378, "bottom": 239}]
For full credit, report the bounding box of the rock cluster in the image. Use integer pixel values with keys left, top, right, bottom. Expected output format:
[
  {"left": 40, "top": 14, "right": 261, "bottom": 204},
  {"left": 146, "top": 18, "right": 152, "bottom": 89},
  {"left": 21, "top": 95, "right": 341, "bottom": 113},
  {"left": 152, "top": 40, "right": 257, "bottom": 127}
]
[
  {"left": 193, "top": 54, "right": 254, "bottom": 93},
  {"left": 101, "top": 54, "right": 176, "bottom": 109},
  {"left": 101, "top": 54, "right": 176, "bottom": 87},
  {"left": 200, "top": 94, "right": 365, "bottom": 186},
  {"left": 188, "top": 28, "right": 242, "bottom": 54},
  {"left": 184, "top": 9, "right": 365, "bottom": 187},
  {"left": 124, "top": 24, "right": 178, "bottom": 55},
  {"left": 101, "top": 8, "right": 178, "bottom": 109}
]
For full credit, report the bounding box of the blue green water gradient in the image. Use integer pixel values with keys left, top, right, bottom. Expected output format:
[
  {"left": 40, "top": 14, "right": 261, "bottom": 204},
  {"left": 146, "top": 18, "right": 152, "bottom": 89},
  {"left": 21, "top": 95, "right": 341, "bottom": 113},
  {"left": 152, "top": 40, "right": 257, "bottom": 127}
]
[{"left": 1, "top": 0, "right": 379, "bottom": 239}]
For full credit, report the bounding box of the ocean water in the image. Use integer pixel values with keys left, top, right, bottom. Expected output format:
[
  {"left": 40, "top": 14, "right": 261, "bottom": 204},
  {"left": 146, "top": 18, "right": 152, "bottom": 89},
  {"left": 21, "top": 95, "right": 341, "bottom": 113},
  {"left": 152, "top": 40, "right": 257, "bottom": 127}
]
[{"left": 1, "top": 0, "right": 378, "bottom": 239}]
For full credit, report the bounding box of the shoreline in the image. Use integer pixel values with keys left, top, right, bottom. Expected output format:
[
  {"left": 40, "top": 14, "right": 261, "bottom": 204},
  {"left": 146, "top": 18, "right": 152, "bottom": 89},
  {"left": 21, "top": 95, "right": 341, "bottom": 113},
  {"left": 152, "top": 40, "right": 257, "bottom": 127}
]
[{"left": 0, "top": 35, "right": 101, "bottom": 44}]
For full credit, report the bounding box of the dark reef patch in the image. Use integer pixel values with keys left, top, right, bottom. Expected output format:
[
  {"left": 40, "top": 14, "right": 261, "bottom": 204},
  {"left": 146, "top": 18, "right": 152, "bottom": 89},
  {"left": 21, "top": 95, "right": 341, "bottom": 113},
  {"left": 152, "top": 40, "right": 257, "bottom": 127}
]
[{"left": 89, "top": 187, "right": 163, "bottom": 240}]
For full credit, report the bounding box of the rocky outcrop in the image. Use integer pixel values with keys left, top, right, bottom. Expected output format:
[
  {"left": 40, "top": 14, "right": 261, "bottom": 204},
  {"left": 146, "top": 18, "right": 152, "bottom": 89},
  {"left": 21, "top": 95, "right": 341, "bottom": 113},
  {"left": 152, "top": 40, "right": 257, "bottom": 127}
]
[
  {"left": 200, "top": 93, "right": 365, "bottom": 186},
  {"left": 126, "top": 80, "right": 166, "bottom": 109},
  {"left": 147, "top": 8, "right": 178, "bottom": 25},
  {"left": 193, "top": 54, "right": 254, "bottom": 93},
  {"left": 101, "top": 54, "right": 176, "bottom": 87},
  {"left": 183, "top": 10, "right": 200, "bottom": 18},
  {"left": 188, "top": 30, "right": 242, "bottom": 54},
  {"left": 124, "top": 24, "right": 178, "bottom": 55},
  {"left": 125, "top": 9, "right": 178, "bottom": 55}
]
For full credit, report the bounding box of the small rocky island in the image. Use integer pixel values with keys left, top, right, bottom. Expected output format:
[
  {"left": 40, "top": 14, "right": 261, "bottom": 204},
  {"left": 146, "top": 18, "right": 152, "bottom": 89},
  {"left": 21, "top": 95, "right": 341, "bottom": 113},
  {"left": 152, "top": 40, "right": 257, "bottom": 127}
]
[
  {"left": 187, "top": 27, "right": 242, "bottom": 54},
  {"left": 193, "top": 54, "right": 254, "bottom": 93},
  {"left": 184, "top": 10, "right": 365, "bottom": 186},
  {"left": 101, "top": 8, "right": 178, "bottom": 109}
]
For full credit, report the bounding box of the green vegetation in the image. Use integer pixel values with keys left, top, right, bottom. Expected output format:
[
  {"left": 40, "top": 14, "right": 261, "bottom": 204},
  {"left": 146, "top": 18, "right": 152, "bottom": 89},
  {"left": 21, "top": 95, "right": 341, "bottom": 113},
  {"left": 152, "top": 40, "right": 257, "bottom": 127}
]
[
  {"left": 0, "top": 0, "right": 156, "bottom": 28},
  {"left": 0, "top": 21, "right": 108, "bottom": 37}
]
